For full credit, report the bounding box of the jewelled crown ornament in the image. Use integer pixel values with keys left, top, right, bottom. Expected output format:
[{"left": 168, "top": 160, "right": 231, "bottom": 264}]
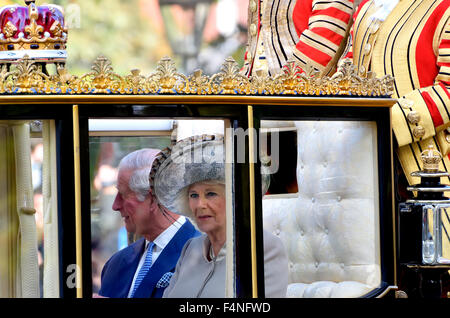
[
  {"left": 0, "top": 0, "right": 67, "bottom": 63},
  {"left": 420, "top": 144, "right": 443, "bottom": 173},
  {"left": 407, "top": 144, "right": 450, "bottom": 203}
]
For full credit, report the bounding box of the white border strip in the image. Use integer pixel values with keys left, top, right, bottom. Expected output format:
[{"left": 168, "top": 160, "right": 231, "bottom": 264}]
[{"left": 0, "top": 50, "right": 67, "bottom": 60}]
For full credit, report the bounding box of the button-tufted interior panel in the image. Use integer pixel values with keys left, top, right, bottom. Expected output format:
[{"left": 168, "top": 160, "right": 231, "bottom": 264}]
[{"left": 262, "top": 121, "right": 381, "bottom": 297}]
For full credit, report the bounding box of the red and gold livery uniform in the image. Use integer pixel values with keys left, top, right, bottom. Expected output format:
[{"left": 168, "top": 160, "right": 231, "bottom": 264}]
[
  {"left": 344, "top": 0, "right": 450, "bottom": 186},
  {"left": 242, "top": 0, "right": 355, "bottom": 77}
]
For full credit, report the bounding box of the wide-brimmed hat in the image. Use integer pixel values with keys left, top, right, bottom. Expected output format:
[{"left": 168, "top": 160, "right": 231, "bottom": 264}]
[{"left": 149, "top": 134, "right": 225, "bottom": 218}]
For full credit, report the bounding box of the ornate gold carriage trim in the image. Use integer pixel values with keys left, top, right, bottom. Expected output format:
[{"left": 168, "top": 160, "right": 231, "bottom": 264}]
[{"left": 0, "top": 55, "right": 394, "bottom": 97}]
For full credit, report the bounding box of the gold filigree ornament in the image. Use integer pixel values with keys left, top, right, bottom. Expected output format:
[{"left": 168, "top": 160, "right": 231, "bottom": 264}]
[
  {"left": 298, "top": 64, "right": 322, "bottom": 95},
  {"left": 147, "top": 56, "right": 187, "bottom": 94},
  {"left": 51, "top": 65, "right": 78, "bottom": 94},
  {"left": 277, "top": 60, "right": 305, "bottom": 95},
  {"left": 379, "top": 74, "right": 395, "bottom": 97},
  {"left": 248, "top": 69, "right": 279, "bottom": 95},
  {"left": 25, "top": 3, "right": 44, "bottom": 42},
  {"left": 10, "top": 55, "right": 48, "bottom": 93},
  {"left": 210, "top": 57, "right": 249, "bottom": 95},
  {"left": 0, "top": 64, "right": 14, "bottom": 93},
  {"left": 186, "top": 69, "right": 212, "bottom": 95},
  {"left": 125, "top": 69, "right": 147, "bottom": 94},
  {"left": 0, "top": 55, "right": 395, "bottom": 96},
  {"left": 4, "top": 21, "right": 18, "bottom": 38},
  {"left": 80, "top": 55, "right": 125, "bottom": 94},
  {"left": 330, "top": 58, "right": 395, "bottom": 96},
  {"left": 49, "top": 20, "right": 64, "bottom": 38}
]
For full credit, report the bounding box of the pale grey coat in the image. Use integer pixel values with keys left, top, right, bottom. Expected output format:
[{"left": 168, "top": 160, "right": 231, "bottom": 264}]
[{"left": 162, "top": 230, "right": 288, "bottom": 298}]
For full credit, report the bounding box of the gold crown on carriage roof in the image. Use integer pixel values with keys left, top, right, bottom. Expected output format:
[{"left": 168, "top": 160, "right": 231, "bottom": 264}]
[{"left": 0, "top": 0, "right": 67, "bottom": 63}]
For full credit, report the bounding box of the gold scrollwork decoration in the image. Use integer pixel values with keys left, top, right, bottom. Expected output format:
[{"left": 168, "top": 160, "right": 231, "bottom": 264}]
[
  {"left": 249, "top": 70, "right": 279, "bottom": 95},
  {"left": 147, "top": 56, "right": 187, "bottom": 94},
  {"left": 330, "top": 59, "right": 362, "bottom": 95},
  {"left": 0, "top": 55, "right": 394, "bottom": 97},
  {"left": 11, "top": 55, "right": 48, "bottom": 93},
  {"left": 125, "top": 69, "right": 147, "bottom": 94},
  {"left": 25, "top": 3, "right": 44, "bottom": 42},
  {"left": 210, "top": 57, "right": 250, "bottom": 95},
  {"left": 82, "top": 55, "right": 124, "bottom": 93},
  {"left": 186, "top": 70, "right": 212, "bottom": 95}
]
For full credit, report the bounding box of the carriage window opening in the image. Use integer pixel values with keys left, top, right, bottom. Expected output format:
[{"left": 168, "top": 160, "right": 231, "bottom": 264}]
[
  {"left": 0, "top": 120, "right": 58, "bottom": 298},
  {"left": 89, "top": 132, "right": 173, "bottom": 294},
  {"left": 261, "top": 129, "right": 298, "bottom": 195},
  {"left": 89, "top": 118, "right": 235, "bottom": 298},
  {"left": 261, "top": 120, "right": 381, "bottom": 298}
]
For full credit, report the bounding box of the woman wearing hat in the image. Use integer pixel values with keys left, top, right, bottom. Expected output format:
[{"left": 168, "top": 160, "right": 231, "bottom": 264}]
[{"left": 150, "top": 134, "right": 288, "bottom": 298}]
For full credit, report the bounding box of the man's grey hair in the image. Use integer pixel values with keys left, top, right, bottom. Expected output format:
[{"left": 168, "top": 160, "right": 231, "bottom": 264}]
[{"left": 118, "top": 148, "right": 161, "bottom": 202}]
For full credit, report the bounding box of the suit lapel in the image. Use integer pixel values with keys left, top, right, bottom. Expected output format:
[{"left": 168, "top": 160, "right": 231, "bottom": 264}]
[{"left": 132, "top": 220, "right": 198, "bottom": 298}]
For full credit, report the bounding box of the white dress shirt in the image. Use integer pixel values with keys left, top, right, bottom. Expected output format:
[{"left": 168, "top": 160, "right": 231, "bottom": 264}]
[{"left": 127, "top": 216, "right": 186, "bottom": 297}]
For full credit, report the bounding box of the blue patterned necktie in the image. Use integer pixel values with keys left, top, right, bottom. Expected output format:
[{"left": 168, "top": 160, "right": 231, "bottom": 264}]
[{"left": 130, "top": 241, "right": 155, "bottom": 298}]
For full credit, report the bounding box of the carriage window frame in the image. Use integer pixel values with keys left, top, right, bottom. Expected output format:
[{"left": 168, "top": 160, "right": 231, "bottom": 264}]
[
  {"left": 0, "top": 103, "right": 78, "bottom": 298},
  {"left": 87, "top": 119, "right": 174, "bottom": 294},
  {"left": 77, "top": 101, "right": 252, "bottom": 298},
  {"left": 250, "top": 100, "right": 397, "bottom": 298}
]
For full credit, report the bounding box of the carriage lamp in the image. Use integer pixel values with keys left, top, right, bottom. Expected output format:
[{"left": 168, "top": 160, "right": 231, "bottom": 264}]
[
  {"left": 158, "top": 0, "right": 213, "bottom": 74},
  {"left": 398, "top": 145, "right": 450, "bottom": 265}
]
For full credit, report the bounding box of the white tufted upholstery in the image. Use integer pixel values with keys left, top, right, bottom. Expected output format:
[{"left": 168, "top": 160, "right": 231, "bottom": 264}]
[{"left": 262, "top": 121, "right": 381, "bottom": 298}]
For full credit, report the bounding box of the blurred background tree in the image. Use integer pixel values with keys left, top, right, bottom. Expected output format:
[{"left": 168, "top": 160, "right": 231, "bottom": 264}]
[{"left": 5, "top": 0, "right": 248, "bottom": 75}]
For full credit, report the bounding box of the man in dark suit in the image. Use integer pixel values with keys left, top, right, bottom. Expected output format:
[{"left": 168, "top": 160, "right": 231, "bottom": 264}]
[{"left": 97, "top": 148, "right": 200, "bottom": 298}]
